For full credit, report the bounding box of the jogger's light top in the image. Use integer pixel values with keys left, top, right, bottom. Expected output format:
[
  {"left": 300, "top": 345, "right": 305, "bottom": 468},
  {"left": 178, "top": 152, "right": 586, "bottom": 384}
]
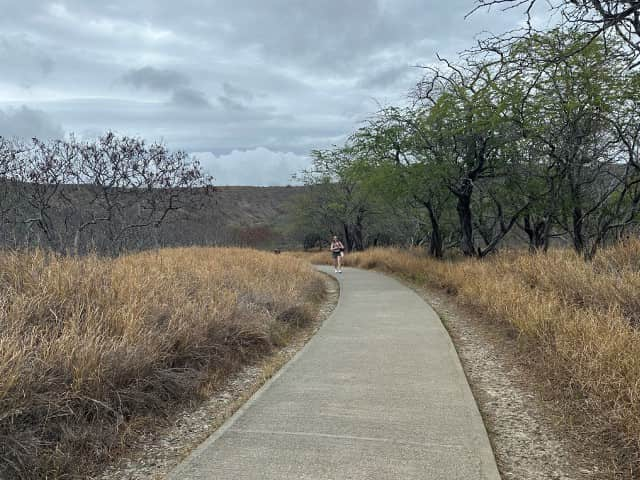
[{"left": 170, "top": 267, "right": 500, "bottom": 479}]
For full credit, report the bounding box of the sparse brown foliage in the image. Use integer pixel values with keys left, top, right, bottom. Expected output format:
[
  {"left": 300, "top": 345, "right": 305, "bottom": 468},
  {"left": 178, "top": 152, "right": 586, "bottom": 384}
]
[{"left": 0, "top": 134, "right": 214, "bottom": 254}]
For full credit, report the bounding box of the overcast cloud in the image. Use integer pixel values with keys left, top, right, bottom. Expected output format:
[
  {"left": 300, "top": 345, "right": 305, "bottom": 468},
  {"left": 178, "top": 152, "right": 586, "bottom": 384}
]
[{"left": 0, "top": 0, "right": 527, "bottom": 185}]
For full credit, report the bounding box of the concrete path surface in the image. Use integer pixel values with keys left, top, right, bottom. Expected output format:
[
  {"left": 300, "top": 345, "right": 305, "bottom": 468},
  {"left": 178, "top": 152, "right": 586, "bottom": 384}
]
[{"left": 169, "top": 267, "right": 500, "bottom": 479}]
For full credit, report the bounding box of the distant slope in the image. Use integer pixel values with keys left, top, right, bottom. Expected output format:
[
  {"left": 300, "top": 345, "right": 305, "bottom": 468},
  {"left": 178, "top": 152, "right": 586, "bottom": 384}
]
[
  {"left": 211, "top": 186, "right": 305, "bottom": 228},
  {"left": 159, "top": 185, "right": 307, "bottom": 249},
  {"left": 0, "top": 182, "right": 308, "bottom": 252}
]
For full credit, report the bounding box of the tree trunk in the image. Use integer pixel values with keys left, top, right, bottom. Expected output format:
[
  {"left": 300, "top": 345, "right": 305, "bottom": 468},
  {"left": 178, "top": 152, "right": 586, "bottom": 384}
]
[
  {"left": 456, "top": 193, "right": 476, "bottom": 256},
  {"left": 541, "top": 216, "right": 552, "bottom": 252},
  {"left": 425, "top": 202, "right": 443, "bottom": 258},
  {"left": 523, "top": 214, "right": 549, "bottom": 252},
  {"left": 572, "top": 206, "right": 586, "bottom": 255},
  {"left": 351, "top": 212, "right": 365, "bottom": 251},
  {"left": 342, "top": 223, "right": 352, "bottom": 252},
  {"left": 351, "top": 225, "right": 364, "bottom": 251},
  {"left": 73, "top": 229, "right": 81, "bottom": 256}
]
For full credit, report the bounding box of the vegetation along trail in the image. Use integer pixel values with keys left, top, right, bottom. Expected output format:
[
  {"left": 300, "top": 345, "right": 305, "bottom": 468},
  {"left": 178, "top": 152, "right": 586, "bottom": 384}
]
[
  {"left": 170, "top": 267, "right": 499, "bottom": 480},
  {"left": 0, "top": 248, "right": 326, "bottom": 479},
  {"left": 306, "top": 245, "right": 640, "bottom": 478}
]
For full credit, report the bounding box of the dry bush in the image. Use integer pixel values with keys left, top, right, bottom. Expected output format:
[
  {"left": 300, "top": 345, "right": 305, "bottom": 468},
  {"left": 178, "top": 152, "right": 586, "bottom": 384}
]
[
  {"left": 304, "top": 243, "right": 640, "bottom": 473},
  {"left": 0, "top": 247, "right": 324, "bottom": 479}
]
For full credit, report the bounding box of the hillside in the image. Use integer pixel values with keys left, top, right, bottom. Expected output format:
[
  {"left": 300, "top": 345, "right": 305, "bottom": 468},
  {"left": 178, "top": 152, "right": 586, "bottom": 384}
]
[
  {"left": 159, "top": 185, "right": 307, "bottom": 249},
  {"left": 0, "top": 182, "right": 309, "bottom": 253},
  {"left": 208, "top": 185, "right": 305, "bottom": 231}
]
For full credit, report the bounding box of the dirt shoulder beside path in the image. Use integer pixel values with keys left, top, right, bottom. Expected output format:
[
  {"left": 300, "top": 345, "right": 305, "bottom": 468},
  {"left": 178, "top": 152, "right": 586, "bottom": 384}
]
[
  {"left": 94, "top": 273, "right": 339, "bottom": 480},
  {"left": 412, "top": 283, "right": 616, "bottom": 480}
]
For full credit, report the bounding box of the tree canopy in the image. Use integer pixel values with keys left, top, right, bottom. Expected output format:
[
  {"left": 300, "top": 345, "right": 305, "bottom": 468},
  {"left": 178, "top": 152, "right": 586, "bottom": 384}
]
[{"left": 296, "top": 28, "right": 640, "bottom": 259}]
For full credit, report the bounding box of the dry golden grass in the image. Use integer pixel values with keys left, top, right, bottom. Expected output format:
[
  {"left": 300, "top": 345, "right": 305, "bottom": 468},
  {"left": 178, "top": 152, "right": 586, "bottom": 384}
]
[
  {"left": 0, "top": 247, "right": 324, "bottom": 479},
  {"left": 303, "top": 243, "right": 640, "bottom": 471}
]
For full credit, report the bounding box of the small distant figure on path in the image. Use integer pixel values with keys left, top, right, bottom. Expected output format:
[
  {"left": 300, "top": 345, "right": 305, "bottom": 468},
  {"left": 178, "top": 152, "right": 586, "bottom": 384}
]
[{"left": 330, "top": 235, "right": 345, "bottom": 273}]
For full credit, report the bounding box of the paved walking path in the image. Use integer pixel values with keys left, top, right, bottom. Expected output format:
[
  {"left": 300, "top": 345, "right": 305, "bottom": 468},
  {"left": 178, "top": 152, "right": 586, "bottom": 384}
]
[{"left": 169, "top": 267, "right": 500, "bottom": 479}]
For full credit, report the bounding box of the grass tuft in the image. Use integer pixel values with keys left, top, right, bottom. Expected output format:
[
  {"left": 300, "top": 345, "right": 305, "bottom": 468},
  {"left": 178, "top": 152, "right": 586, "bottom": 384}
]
[{"left": 0, "top": 247, "right": 324, "bottom": 479}]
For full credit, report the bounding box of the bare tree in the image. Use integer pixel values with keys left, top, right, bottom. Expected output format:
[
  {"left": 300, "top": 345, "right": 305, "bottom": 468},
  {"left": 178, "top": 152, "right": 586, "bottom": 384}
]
[
  {"left": 0, "top": 139, "right": 27, "bottom": 246},
  {"left": 11, "top": 138, "right": 75, "bottom": 249},
  {"left": 70, "top": 133, "right": 214, "bottom": 254},
  {"left": 472, "top": 1, "right": 640, "bottom": 65},
  {"left": 0, "top": 134, "right": 214, "bottom": 254}
]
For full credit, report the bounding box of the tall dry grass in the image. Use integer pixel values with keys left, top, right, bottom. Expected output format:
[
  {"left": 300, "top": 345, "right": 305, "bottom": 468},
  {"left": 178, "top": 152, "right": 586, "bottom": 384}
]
[
  {"left": 305, "top": 243, "right": 640, "bottom": 471},
  {"left": 0, "top": 247, "right": 324, "bottom": 479}
]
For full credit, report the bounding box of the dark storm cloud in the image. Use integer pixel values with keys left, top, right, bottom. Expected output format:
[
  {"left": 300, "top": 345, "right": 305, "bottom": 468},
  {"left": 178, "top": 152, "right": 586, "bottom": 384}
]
[
  {"left": 0, "top": 0, "right": 525, "bottom": 184},
  {"left": 121, "top": 66, "right": 189, "bottom": 91}
]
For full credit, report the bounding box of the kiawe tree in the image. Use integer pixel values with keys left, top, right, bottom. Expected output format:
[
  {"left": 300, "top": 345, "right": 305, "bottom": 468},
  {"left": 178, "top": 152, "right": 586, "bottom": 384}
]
[
  {"left": 296, "top": 19, "right": 640, "bottom": 258},
  {"left": 295, "top": 146, "right": 375, "bottom": 252},
  {"left": 0, "top": 134, "right": 214, "bottom": 254},
  {"left": 413, "top": 53, "right": 531, "bottom": 257},
  {"left": 503, "top": 30, "right": 640, "bottom": 257},
  {"left": 472, "top": 1, "right": 640, "bottom": 66},
  {"left": 348, "top": 107, "right": 456, "bottom": 258}
]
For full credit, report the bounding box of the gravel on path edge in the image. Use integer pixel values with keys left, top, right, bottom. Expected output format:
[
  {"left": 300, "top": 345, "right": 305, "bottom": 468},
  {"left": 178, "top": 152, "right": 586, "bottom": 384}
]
[
  {"left": 95, "top": 267, "right": 620, "bottom": 480},
  {"left": 415, "top": 284, "right": 618, "bottom": 480}
]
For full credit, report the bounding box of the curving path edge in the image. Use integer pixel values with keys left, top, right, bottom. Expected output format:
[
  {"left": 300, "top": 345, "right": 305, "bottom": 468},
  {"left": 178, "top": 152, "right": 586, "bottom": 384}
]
[{"left": 169, "top": 267, "right": 500, "bottom": 479}]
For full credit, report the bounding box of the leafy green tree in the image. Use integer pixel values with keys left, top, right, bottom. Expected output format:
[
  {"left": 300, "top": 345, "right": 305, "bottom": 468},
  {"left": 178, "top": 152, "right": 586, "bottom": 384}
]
[
  {"left": 505, "top": 30, "right": 640, "bottom": 257},
  {"left": 348, "top": 108, "right": 456, "bottom": 257},
  {"left": 294, "top": 146, "right": 376, "bottom": 251},
  {"left": 298, "top": 25, "right": 640, "bottom": 260},
  {"left": 412, "top": 54, "right": 531, "bottom": 257}
]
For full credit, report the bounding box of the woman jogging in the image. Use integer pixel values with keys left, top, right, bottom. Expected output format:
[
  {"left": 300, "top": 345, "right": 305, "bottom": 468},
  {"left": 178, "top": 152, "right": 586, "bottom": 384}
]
[{"left": 330, "top": 235, "right": 345, "bottom": 273}]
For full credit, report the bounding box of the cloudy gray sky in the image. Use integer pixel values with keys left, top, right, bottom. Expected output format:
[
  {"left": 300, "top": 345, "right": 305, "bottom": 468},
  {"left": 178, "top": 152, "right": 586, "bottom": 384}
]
[{"left": 0, "top": 0, "right": 528, "bottom": 185}]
